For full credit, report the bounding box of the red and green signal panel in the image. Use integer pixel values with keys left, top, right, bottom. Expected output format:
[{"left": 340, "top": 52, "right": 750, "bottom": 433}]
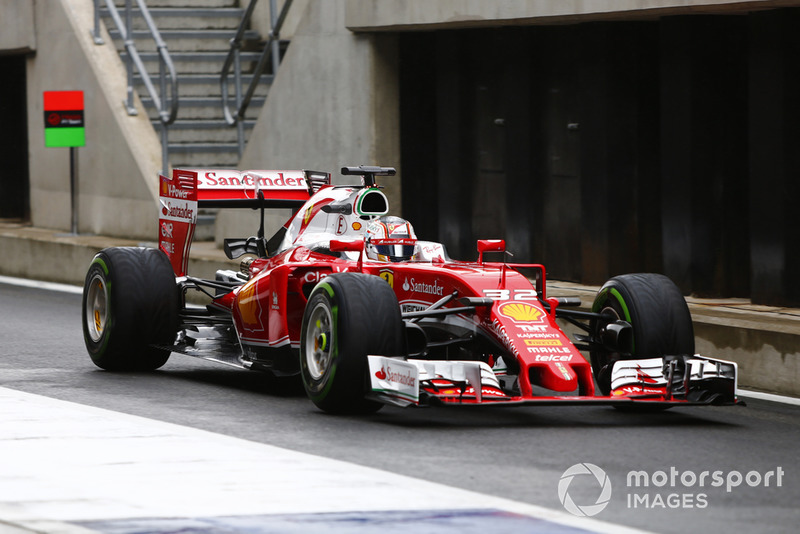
[{"left": 44, "top": 91, "right": 85, "bottom": 147}]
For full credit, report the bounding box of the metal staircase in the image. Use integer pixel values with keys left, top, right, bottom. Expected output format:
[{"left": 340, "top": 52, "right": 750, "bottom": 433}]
[{"left": 98, "top": 0, "right": 277, "bottom": 168}]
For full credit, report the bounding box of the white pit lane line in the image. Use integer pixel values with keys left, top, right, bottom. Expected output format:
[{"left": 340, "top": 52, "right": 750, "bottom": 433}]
[
  {"left": 0, "top": 275, "right": 83, "bottom": 295},
  {"left": 0, "top": 387, "right": 650, "bottom": 534}
]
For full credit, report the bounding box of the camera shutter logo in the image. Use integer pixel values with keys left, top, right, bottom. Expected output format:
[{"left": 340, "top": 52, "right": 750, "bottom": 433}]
[{"left": 558, "top": 463, "right": 612, "bottom": 516}]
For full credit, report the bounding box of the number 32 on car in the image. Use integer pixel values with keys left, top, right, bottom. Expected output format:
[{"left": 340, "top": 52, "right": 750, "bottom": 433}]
[{"left": 483, "top": 289, "right": 537, "bottom": 301}]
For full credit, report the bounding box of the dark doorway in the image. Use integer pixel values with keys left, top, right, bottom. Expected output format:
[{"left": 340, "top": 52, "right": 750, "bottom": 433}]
[
  {"left": 0, "top": 54, "right": 30, "bottom": 220},
  {"left": 398, "top": 12, "right": 795, "bottom": 304}
]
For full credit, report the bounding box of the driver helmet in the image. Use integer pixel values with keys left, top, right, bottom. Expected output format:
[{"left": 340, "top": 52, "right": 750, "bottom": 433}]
[{"left": 365, "top": 216, "right": 417, "bottom": 262}]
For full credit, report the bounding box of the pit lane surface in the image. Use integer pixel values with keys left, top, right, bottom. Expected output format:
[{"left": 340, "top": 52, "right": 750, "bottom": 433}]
[{"left": 1, "top": 280, "right": 797, "bottom": 533}]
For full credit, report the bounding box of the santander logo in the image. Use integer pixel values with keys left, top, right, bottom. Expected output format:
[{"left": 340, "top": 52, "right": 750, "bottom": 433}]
[
  {"left": 402, "top": 277, "right": 444, "bottom": 296},
  {"left": 375, "top": 365, "right": 415, "bottom": 387}
]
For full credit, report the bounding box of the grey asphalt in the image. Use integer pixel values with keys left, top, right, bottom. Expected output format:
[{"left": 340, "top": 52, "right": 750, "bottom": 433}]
[{"left": 0, "top": 281, "right": 798, "bottom": 533}]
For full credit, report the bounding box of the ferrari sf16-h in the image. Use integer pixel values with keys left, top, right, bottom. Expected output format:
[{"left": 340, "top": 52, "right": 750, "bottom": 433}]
[{"left": 81, "top": 166, "right": 739, "bottom": 413}]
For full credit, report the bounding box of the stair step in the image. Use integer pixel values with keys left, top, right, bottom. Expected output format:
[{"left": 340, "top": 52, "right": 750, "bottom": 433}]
[
  {"left": 133, "top": 73, "right": 272, "bottom": 97},
  {"left": 101, "top": 7, "right": 245, "bottom": 30},
  {"left": 107, "top": 29, "right": 262, "bottom": 53},
  {"left": 101, "top": 6, "right": 244, "bottom": 17},
  {"left": 139, "top": 73, "right": 273, "bottom": 84},
  {"left": 124, "top": 51, "right": 264, "bottom": 62},
  {"left": 157, "top": 119, "right": 256, "bottom": 129},
  {"left": 110, "top": 0, "right": 240, "bottom": 7},
  {"left": 141, "top": 96, "right": 265, "bottom": 107},
  {"left": 156, "top": 120, "right": 253, "bottom": 143},
  {"left": 122, "top": 51, "right": 266, "bottom": 74},
  {"left": 169, "top": 143, "right": 239, "bottom": 153},
  {"left": 141, "top": 96, "right": 264, "bottom": 121},
  {"left": 169, "top": 149, "right": 241, "bottom": 167}
]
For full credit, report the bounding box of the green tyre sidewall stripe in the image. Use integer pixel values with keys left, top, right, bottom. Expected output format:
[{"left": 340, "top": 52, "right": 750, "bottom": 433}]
[
  {"left": 91, "top": 256, "right": 109, "bottom": 276},
  {"left": 608, "top": 287, "right": 634, "bottom": 354},
  {"left": 592, "top": 285, "right": 635, "bottom": 354}
]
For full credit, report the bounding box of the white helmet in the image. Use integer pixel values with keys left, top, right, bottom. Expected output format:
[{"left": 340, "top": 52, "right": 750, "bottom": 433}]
[{"left": 365, "top": 216, "right": 417, "bottom": 262}]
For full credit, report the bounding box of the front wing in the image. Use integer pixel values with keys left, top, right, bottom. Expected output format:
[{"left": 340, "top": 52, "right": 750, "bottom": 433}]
[{"left": 366, "top": 354, "right": 740, "bottom": 408}]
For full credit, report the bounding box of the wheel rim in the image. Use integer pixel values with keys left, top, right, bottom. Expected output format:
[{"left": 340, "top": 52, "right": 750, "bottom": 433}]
[
  {"left": 85, "top": 273, "right": 108, "bottom": 343},
  {"left": 305, "top": 301, "right": 333, "bottom": 380}
]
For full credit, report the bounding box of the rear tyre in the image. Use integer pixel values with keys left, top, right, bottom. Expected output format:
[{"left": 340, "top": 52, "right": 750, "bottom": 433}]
[
  {"left": 590, "top": 273, "right": 694, "bottom": 395},
  {"left": 82, "top": 247, "right": 179, "bottom": 371},
  {"left": 300, "top": 273, "right": 405, "bottom": 414}
]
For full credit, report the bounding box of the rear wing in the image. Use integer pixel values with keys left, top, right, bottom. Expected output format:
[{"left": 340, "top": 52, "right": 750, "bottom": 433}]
[{"left": 158, "top": 168, "right": 330, "bottom": 276}]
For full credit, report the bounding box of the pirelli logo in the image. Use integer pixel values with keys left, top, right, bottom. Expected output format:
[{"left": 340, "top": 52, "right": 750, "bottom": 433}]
[{"left": 524, "top": 339, "right": 563, "bottom": 347}]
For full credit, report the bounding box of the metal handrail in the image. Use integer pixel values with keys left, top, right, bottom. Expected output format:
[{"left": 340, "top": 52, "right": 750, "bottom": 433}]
[
  {"left": 221, "top": 0, "right": 293, "bottom": 159},
  {"left": 92, "top": 0, "right": 178, "bottom": 174}
]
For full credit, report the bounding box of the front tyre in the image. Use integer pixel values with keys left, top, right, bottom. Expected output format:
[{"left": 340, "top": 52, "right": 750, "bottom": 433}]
[
  {"left": 300, "top": 273, "right": 405, "bottom": 414},
  {"left": 82, "top": 247, "right": 179, "bottom": 371},
  {"left": 590, "top": 273, "right": 694, "bottom": 395}
]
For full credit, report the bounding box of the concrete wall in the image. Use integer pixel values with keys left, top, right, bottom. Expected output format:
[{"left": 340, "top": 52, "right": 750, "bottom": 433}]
[
  {"left": 217, "top": 0, "right": 401, "bottom": 243},
  {"left": 695, "top": 322, "right": 800, "bottom": 397},
  {"left": 20, "top": 0, "right": 162, "bottom": 241},
  {"left": 251, "top": 0, "right": 309, "bottom": 41},
  {"left": 0, "top": 0, "right": 36, "bottom": 52},
  {"left": 344, "top": 0, "right": 800, "bottom": 30}
]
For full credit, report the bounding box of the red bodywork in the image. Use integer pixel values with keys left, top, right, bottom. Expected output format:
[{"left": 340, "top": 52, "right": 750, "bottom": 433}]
[
  {"left": 210, "top": 248, "right": 595, "bottom": 401},
  {"left": 158, "top": 167, "right": 739, "bottom": 408}
]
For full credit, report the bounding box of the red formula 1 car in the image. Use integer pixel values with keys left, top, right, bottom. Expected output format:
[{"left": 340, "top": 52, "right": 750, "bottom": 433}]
[{"left": 81, "top": 165, "right": 739, "bottom": 413}]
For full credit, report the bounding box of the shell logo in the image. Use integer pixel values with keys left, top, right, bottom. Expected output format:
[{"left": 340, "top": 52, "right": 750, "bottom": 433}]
[
  {"left": 499, "top": 302, "right": 544, "bottom": 323},
  {"left": 237, "top": 280, "right": 261, "bottom": 328}
]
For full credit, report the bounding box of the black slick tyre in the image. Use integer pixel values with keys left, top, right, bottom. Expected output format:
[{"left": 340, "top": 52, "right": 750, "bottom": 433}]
[
  {"left": 590, "top": 273, "right": 694, "bottom": 395},
  {"left": 82, "top": 247, "right": 179, "bottom": 371},
  {"left": 300, "top": 273, "right": 405, "bottom": 414}
]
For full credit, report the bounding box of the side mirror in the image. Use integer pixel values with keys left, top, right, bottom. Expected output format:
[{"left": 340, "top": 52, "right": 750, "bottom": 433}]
[
  {"left": 330, "top": 238, "right": 365, "bottom": 272},
  {"left": 477, "top": 239, "right": 505, "bottom": 263},
  {"left": 329, "top": 238, "right": 364, "bottom": 253}
]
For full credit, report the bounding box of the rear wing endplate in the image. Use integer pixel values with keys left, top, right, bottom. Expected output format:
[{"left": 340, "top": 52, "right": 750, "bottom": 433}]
[{"left": 158, "top": 168, "right": 330, "bottom": 276}]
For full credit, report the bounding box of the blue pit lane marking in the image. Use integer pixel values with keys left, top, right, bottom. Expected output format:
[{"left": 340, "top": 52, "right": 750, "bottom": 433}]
[{"left": 75, "top": 509, "right": 601, "bottom": 534}]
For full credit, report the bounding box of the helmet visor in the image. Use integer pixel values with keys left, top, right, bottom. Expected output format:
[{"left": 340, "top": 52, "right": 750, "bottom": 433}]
[{"left": 371, "top": 238, "right": 416, "bottom": 261}]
